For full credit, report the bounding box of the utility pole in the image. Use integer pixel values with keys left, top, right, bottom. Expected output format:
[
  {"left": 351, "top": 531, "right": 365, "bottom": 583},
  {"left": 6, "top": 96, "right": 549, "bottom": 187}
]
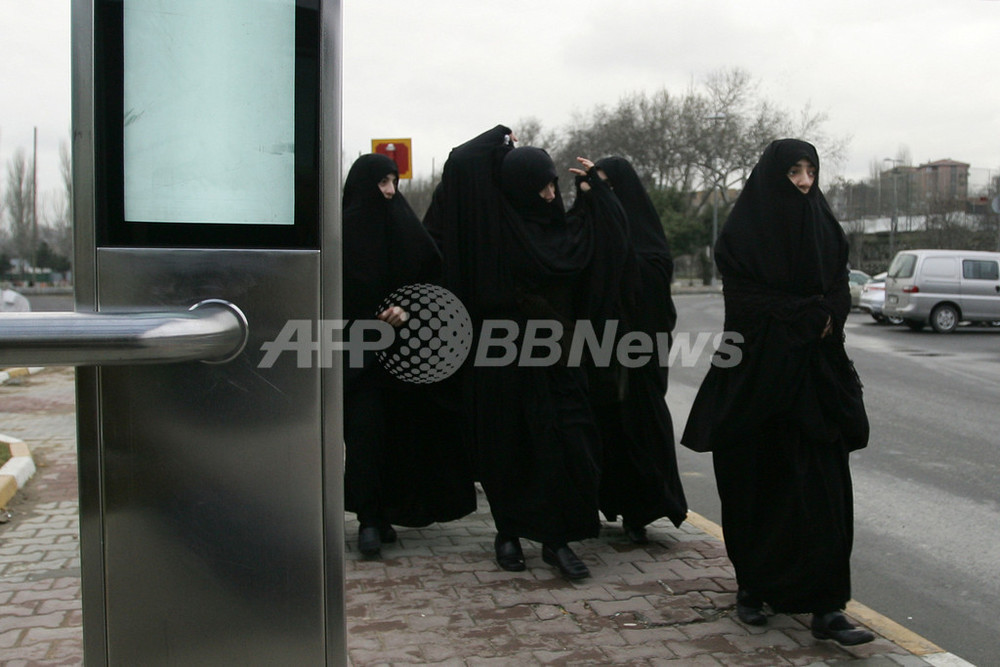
[
  {"left": 32, "top": 127, "right": 39, "bottom": 285},
  {"left": 707, "top": 112, "right": 726, "bottom": 286},
  {"left": 883, "top": 158, "right": 902, "bottom": 263}
]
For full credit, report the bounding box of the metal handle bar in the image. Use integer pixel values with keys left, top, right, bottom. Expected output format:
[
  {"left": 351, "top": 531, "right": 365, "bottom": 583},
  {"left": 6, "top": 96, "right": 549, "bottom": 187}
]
[{"left": 0, "top": 299, "right": 248, "bottom": 367}]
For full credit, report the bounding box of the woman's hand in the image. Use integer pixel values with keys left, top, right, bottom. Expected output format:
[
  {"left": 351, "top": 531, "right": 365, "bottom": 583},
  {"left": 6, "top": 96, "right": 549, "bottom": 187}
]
[
  {"left": 377, "top": 305, "right": 409, "bottom": 328},
  {"left": 569, "top": 157, "right": 596, "bottom": 191},
  {"left": 568, "top": 156, "right": 595, "bottom": 178},
  {"left": 821, "top": 315, "right": 832, "bottom": 338}
]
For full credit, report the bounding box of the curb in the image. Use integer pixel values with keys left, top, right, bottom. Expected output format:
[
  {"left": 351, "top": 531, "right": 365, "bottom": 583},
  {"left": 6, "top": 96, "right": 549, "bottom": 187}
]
[
  {"left": 0, "top": 433, "right": 36, "bottom": 509},
  {"left": 0, "top": 367, "right": 44, "bottom": 510},
  {"left": 0, "top": 366, "right": 45, "bottom": 385},
  {"left": 686, "top": 510, "right": 975, "bottom": 666}
]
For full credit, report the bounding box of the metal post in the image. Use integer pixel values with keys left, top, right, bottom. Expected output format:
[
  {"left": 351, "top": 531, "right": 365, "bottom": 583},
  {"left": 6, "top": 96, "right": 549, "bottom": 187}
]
[
  {"left": 711, "top": 194, "right": 718, "bottom": 285},
  {"left": 883, "top": 158, "right": 902, "bottom": 263},
  {"left": 891, "top": 169, "right": 898, "bottom": 259},
  {"left": 31, "top": 127, "right": 38, "bottom": 285},
  {"left": 707, "top": 112, "right": 726, "bottom": 286}
]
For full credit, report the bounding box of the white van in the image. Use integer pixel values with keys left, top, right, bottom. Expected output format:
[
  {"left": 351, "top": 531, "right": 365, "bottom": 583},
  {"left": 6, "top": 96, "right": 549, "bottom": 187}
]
[{"left": 884, "top": 249, "right": 1000, "bottom": 333}]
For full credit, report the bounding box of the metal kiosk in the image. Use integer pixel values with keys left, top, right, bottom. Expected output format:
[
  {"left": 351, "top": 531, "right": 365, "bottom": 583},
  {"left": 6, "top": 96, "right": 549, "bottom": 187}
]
[{"left": 1, "top": 1, "right": 345, "bottom": 663}]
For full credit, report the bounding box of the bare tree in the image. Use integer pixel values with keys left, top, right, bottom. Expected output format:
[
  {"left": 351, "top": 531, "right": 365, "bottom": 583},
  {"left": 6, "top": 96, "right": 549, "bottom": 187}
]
[
  {"left": 3, "top": 149, "right": 36, "bottom": 274},
  {"left": 513, "top": 117, "right": 560, "bottom": 152},
  {"left": 40, "top": 141, "right": 74, "bottom": 264}
]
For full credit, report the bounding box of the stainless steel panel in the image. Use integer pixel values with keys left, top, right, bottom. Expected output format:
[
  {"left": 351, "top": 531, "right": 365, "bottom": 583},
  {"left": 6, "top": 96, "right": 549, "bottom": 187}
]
[
  {"left": 96, "top": 248, "right": 324, "bottom": 665},
  {"left": 70, "top": 2, "right": 105, "bottom": 661},
  {"left": 71, "top": 0, "right": 344, "bottom": 662},
  {"left": 320, "top": 0, "right": 346, "bottom": 662}
]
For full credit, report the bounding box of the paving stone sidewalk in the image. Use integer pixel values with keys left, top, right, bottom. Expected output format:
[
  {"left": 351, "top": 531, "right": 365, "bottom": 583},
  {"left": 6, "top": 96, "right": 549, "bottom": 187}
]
[{"left": 0, "top": 367, "right": 962, "bottom": 665}]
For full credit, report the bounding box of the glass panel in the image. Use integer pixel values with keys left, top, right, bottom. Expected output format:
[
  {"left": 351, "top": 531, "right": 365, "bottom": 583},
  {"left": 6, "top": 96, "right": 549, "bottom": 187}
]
[
  {"left": 963, "top": 260, "right": 1000, "bottom": 281},
  {"left": 888, "top": 253, "right": 916, "bottom": 279},
  {"left": 123, "top": 0, "right": 295, "bottom": 225}
]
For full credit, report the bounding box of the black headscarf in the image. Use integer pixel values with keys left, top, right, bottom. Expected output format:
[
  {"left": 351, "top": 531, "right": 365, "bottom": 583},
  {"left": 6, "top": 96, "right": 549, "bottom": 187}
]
[
  {"left": 500, "top": 147, "right": 563, "bottom": 226},
  {"left": 595, "top": 157, "right": 671, "bottom": 260},
  {"left": 342, "top": 153, "right": 441, "bottom": 378},
  {"left": 595, "top": 156, "right": 677, "bottom": 336},
  {"left": 424, "top": 127, "right": 594, "bottom": 321},
  {"left": 715, "top": 139, "right": 845, "bottom": 299}
]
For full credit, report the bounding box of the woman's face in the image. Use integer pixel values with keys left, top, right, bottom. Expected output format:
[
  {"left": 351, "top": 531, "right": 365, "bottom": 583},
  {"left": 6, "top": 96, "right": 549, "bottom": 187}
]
[
  {"left": 538, "top": 181, "right": 556, "bottom": 203},
  {"left": 787, "top": 159, "right": 816, "bottom": 194},
  {"left": 378, "top": 174, "right": 397, "bottom": 199}
]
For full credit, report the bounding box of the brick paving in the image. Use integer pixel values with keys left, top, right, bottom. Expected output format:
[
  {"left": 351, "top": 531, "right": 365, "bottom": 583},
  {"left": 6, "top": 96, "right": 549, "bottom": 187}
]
[
  {"left": 0, "top": 366, "right": 957, "bottom": 665},
  {"left": 0, "top": 367, "right": 82, "bottom": 665}
]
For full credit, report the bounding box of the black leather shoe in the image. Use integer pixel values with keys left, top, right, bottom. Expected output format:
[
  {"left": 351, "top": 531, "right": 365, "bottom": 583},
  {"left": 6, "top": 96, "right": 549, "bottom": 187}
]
[
  {"left": 623, "top": 522, "right": 648, "bottom": 545},
  {"left": 358, "top": 526, "right": 381, "bottom": 558},
  {"left": 494, "top": 535, "right": 526, "bottom": 572},
  {"left": 542, "top": 544, "right": 590, "bottom": 580},
  {"left": 736, "top": 589, "right": 767, "bottom": 626},
  {"left": 379, "top": 524, "right": 397, "bottom": 544},
  {"left": 811, "top": 611, "right": 875, "bottom": 646}
]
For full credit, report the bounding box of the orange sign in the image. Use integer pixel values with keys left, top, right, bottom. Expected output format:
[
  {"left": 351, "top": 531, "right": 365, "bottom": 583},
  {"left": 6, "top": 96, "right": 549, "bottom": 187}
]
[{"left": 371, "top": 138, "right": 412, "bottom": 179}]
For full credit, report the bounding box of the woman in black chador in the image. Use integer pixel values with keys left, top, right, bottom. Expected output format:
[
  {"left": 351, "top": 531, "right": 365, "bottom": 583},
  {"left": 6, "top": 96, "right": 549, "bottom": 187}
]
[
  {"left": 342, "top": 153, "right": 476, "bottom": 559},
  {"left": 682, "top": 139, "right": 874, "bottom": 645},
  {"left": 424, "top": 125, "right": 629, "bottom": 579},
  {"left": 580, "top": 157, "right": 688, "bottom": 543}
]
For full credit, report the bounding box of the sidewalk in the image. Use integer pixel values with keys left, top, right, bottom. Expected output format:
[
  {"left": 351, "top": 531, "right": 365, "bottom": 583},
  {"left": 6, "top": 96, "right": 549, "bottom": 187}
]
[{"left": 0, "top": 367, "right": 971, "bottom": 665}]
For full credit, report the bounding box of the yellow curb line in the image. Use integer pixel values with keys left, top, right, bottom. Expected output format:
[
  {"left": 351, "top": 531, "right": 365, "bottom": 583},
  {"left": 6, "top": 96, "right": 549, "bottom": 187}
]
[
  {"left": 0, "top": 434, "right": 36, "bottom": 509},
  {"left": 684, "top": 509, "right": 951, "bottom": 659},
  {"left": 686, "top": 509, "right": 724, "bottom": 541},
  {"left": 846, "top": 599, "right": 943, "bottom": 656}
]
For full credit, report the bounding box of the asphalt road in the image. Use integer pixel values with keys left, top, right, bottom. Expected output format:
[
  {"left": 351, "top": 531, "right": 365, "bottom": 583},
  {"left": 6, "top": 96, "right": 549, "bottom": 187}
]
[{"left": 667, "top": 293, "right": 1000, "bottom": 667}]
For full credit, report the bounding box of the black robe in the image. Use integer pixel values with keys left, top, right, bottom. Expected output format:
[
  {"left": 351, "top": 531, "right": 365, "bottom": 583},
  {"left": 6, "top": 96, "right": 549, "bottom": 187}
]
[
  {"left": 424, "top": 126, "right": 628, "bottom": 545},
  {"left": 681, "top": 139, "right": 868, "bottom": 613},
  {"left": 342, "top": 153, "right": 476, "bottom": 528},
  {"left": 583, "top": 156, "right": 688, "bottom": 529}
]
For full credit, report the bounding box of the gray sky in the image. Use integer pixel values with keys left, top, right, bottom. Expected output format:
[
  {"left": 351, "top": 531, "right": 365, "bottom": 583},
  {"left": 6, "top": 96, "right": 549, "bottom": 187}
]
[{"left": 3, "top": 0, "right": 999, "bottom": 211}]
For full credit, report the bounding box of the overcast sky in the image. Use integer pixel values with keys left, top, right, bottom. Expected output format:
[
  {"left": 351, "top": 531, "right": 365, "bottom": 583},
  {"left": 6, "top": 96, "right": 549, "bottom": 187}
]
[{"left": 3, "top": 0, "right": 999, "bottom": 209}]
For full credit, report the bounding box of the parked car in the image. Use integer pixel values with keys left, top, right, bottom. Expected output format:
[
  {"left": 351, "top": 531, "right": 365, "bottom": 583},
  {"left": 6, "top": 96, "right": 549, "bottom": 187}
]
[
  {"left": 859, "top": 272, "right": 903, "bottom": 324},
  {"left": 849, "top": 269, "right": 870, "bottom": 309},
  {"left": 884, "top": 249, "right": 1000, "bottom": 333}
]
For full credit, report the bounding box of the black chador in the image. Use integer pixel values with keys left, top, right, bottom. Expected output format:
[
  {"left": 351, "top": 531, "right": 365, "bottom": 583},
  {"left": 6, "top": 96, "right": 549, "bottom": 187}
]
[
  {"left": 424, "top": 126, "right": 630, "bottom": 568},
  {"left": 579, "top": 157, "right": 688, "bottom": 540},
  {"left": 682, "top": 139, "right": 869, "bottom": 615},
  {"left": 342, "top": 153, "right": 475, "bottom": 551}
]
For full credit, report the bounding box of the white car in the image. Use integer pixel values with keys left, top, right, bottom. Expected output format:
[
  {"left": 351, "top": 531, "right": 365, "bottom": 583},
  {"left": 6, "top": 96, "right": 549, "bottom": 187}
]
[
  {"left": 859, "top": 273, "right": 902, "bottom": 325},
  {"left": 849, "top": 269, "right": 870, "bottom": 309}
]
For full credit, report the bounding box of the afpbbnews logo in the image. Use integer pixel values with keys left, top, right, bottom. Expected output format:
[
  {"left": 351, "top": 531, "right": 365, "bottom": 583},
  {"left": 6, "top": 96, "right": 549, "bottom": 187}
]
[{"left": 258, "top": 284, "right": 743, "bottom": 383}]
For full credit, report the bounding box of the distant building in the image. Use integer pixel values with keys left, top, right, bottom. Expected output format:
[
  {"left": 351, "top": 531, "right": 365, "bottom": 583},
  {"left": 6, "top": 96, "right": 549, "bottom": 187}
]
[
  {"left": 918, "top": 159, "right": 970, "bottom": 202},
  {"left": 881, "top": 159, "right": 970, "bottom": 209}
]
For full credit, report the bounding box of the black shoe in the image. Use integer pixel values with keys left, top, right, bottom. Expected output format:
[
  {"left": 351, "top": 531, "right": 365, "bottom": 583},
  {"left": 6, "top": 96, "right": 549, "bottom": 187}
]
[
  {"left": 736, "top": 589, "right": 767, "bottom": 626},
  {"left": 811, "top": 611, "right": 875, "bottom": 646},
  {"left": 494, "top": 534, "right": 526, "bottom": 572},
  {"left": 379, "top": 523, "right": 397, "bottom": 544},
  {"left": 623, "top": 522, "right": 648, "bottom": 545},
  {"left": 542, "top": 543, "right": 590, "bottom": 580},
  {"left": 358, "top": 525, "right": 381, "bottom": 558}
]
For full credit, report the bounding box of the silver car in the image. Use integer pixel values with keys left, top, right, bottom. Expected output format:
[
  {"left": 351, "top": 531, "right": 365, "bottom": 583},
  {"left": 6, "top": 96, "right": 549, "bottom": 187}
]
[
  {"left": 884, "top": 249, "right": 1000, "bottom": 333},
  {"left": 859, "top": 272, "right": 902, "bottom": 325}
]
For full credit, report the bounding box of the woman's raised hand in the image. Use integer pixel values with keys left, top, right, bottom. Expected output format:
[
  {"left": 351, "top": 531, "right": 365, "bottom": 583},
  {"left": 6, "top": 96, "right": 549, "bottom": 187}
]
[{"left": 568, "top": 156, "right": 595, "bottom": 177}]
